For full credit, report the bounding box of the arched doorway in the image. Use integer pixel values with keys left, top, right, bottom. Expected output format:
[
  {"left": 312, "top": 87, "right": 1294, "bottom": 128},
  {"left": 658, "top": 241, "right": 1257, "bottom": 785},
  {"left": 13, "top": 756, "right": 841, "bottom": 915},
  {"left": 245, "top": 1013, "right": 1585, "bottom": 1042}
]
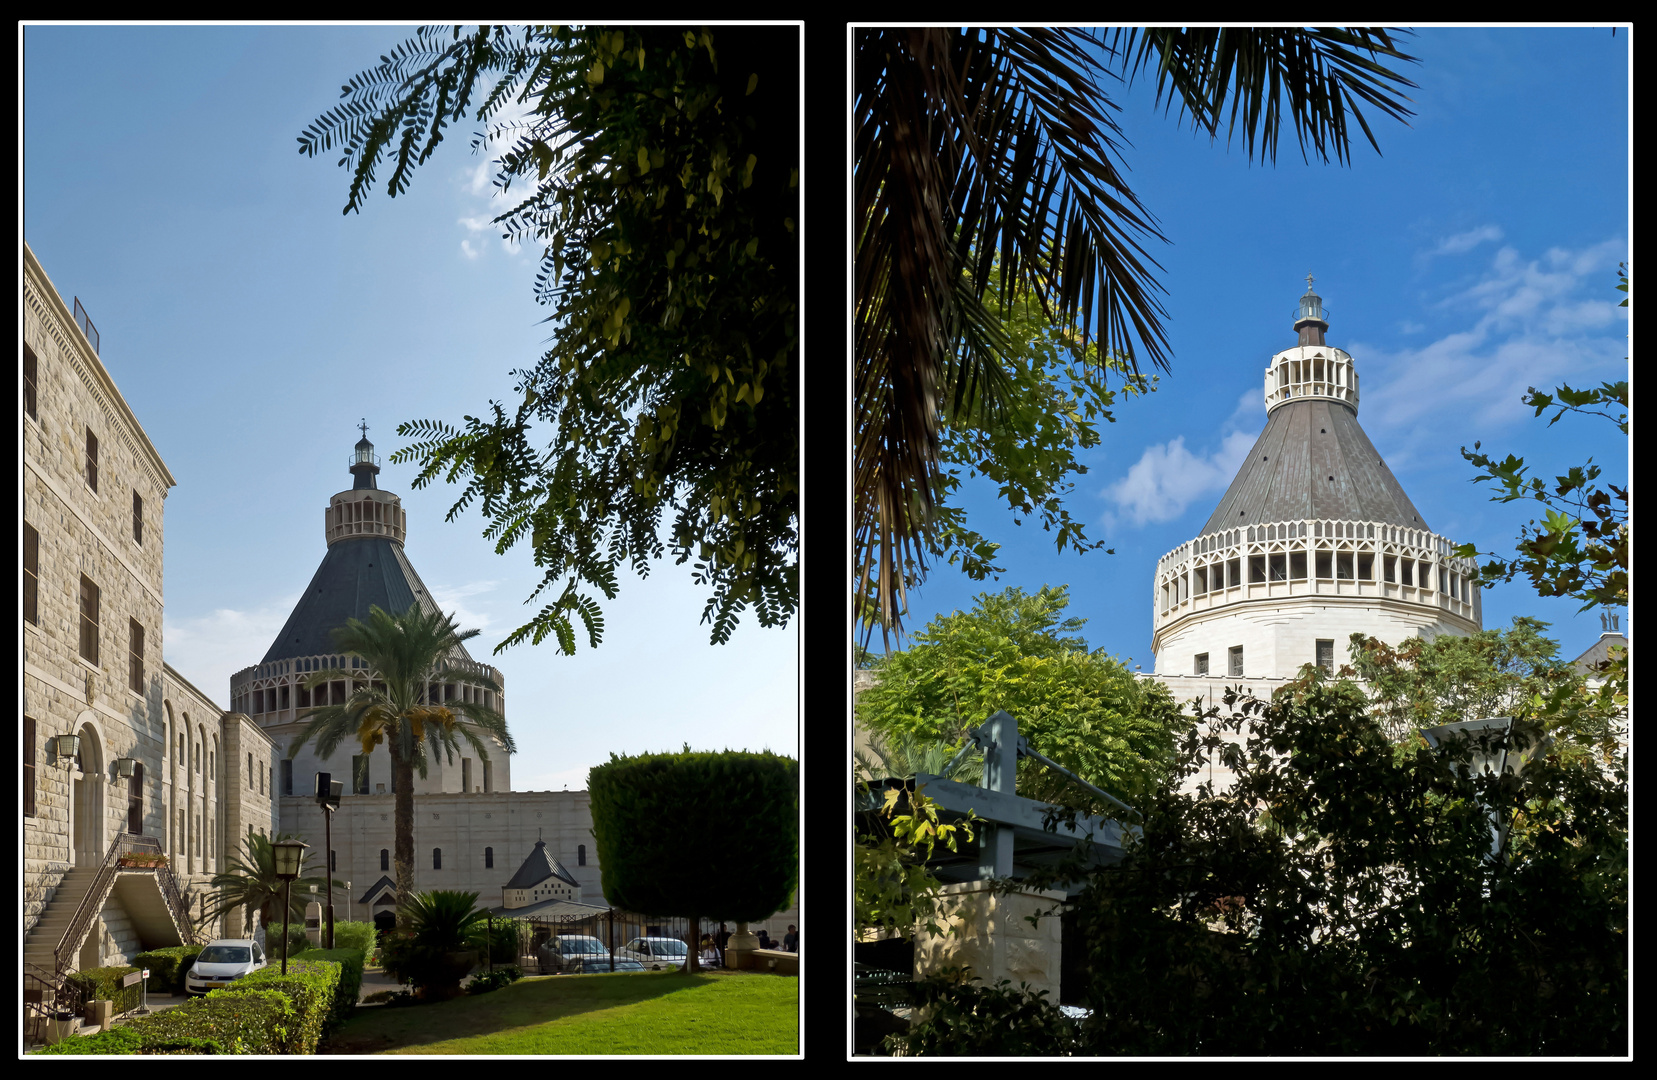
[
  {"left": 72, "top": 720, "right": 104, "bottom": 865},
  {"left": 373, "top": 908, "right": 397, "bottom": 934}
]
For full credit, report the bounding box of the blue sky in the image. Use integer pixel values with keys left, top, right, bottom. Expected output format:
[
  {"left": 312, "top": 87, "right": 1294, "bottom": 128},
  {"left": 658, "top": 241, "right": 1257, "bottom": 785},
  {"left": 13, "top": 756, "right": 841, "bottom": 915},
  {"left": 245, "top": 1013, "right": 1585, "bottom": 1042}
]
[
  {"left": 23, "top": 24, "right": 799, "bottom": 792},
  {"left": 884, "top": 27, "right": 1629, "bottom": 669}
]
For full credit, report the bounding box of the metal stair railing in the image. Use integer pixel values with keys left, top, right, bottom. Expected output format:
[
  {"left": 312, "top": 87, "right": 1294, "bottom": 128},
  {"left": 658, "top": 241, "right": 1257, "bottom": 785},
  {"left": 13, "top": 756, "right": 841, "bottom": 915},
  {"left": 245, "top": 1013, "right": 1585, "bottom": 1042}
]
[
  {"left": 24, "top": 961, "right": 85, "bottom": 1046},
  {"left": 54, "top": 833, "right": 199, "bottom": 978}
]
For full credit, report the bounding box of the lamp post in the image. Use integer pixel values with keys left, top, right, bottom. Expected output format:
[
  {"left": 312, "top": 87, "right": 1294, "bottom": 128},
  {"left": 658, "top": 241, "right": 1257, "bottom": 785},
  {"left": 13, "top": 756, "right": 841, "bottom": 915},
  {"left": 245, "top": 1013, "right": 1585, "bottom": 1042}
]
[
  {"left": 315, "top": 773, "right": 343, "bottom": 949},
  {"left": 271, "top": 838, "right": 308, "bottom": 975}
]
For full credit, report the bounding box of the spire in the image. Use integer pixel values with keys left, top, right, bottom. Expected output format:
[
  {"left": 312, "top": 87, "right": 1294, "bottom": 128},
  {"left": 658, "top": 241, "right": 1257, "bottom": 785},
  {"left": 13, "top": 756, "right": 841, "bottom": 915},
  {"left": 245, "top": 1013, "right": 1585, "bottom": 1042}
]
[
  {"left": 1294, "top": 273, "right": 1329, "bottom": 346},
  {"left": 350, "top": 418, "right": 380, "bottom": 491}
]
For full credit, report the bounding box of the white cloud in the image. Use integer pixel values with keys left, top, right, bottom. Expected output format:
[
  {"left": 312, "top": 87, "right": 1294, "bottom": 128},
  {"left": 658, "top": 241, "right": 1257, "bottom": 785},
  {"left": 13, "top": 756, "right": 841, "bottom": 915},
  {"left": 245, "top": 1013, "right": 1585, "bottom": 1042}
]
[
  {"left": 163, "top": 597, "right": 299, "bottom": 708},
  {"left": 466, "top": 160, "right": 492, "bottom": 195},
  {"left": 1427, "top": 224, "right": 1504, "bottom": 258},
  {"left": 1102, "top": 429, "right": 1254, "bottom": 528},
  {"left": 1363, "top": 239, "right": 1627, "bottom": 431},
  {"left": 460, "top": 239, "right": 479, "bottom": 260},
  {"left": 457, "top": 215, "right": 492, "bottom": 235},
  {"left": 427, "top": 579, "right": 499, "bottom": 636}
]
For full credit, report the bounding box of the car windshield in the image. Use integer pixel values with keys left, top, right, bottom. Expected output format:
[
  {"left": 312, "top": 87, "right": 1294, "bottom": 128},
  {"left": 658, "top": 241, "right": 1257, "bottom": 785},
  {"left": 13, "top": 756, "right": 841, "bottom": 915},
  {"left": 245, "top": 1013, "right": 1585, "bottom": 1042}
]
[
  {"left": 562, "top": 939, "right": 605, "bottom": 954},
  {"left": 648, "top": 941, "right": 687, "bottom": 956},
  {"left": 197, "top": 946, "right": 251, "bottom": 964}
]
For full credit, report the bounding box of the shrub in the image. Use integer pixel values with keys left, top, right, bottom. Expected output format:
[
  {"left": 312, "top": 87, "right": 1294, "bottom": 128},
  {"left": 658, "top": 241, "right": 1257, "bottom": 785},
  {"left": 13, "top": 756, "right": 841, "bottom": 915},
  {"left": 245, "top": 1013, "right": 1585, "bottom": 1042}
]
[
  {"left": 122, "top": 987, "right": 293, "bottom": 1055},
  {"left": 37, "top": 1026, "right": 145, "bottom": 1054},
  {"left": 381, "top": 892, "right": 487, "bottom": 999},
  {"left": 467, "top": 965, "right": 523, "bottom": 994},
  {"left": 134, "top": 945, "right": 205, "bottom": 995},
  {"left": 330, "top": 919, "right": 377, "bottom": 958},
  {"left": 64, "top": 964, "right": 142, "bottom": 1016},
  {"left": 293, "top": 947, "right": 366, "bottom": 1028},
  {"left": 472, "top": 915, "right": 521, "bottom": 964},
  {"left": 226, "top": 958, "right": 340, "bottom": 1053}
]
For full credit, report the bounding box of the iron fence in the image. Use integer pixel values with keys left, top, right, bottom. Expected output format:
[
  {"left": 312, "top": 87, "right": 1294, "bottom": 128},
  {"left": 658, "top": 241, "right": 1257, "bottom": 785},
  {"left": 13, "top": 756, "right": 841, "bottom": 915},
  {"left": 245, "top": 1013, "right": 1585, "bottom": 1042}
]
[{"left": 510, "top": 909, "right": 737, "bottom": 973}]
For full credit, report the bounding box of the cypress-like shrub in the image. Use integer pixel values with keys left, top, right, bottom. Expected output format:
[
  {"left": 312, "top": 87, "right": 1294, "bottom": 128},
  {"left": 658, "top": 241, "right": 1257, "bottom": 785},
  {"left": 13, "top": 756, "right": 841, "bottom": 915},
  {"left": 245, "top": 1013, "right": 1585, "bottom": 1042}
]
[
  {"left": 121, "top": 987, "right": 293, "bottom": 1055},
  {"left": 292, "top": 948, "right": 366, "bottom": 1028},
  {"left": 224, "top": 959, "right": 340, "bottom": 1053},
  {"left": 330, "top": 920, "right": 377, "bottom": 959},
  {"left": 589, "top": 748, "right": 797, "bottom": 967},
  {"left": 134, "top": 945, "right": 205, "bottom": 994},
  {"left": 64, "top": 964, "right": 143, "bottom": 1015}
]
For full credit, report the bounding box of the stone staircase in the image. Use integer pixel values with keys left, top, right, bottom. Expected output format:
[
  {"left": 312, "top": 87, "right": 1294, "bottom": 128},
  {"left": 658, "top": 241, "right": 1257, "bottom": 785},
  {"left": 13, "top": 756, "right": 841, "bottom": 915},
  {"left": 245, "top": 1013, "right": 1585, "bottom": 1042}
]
[{"left": 23, "top": 866, "right": 99, "bottom": 974}]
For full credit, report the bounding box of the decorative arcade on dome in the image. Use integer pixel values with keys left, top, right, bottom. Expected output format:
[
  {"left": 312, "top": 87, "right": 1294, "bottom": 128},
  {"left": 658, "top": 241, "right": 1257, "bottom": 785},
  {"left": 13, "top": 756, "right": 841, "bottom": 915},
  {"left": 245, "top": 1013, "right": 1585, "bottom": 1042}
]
[{"left": 1150, "top": 279, "right": 1481, "bottom": 689}]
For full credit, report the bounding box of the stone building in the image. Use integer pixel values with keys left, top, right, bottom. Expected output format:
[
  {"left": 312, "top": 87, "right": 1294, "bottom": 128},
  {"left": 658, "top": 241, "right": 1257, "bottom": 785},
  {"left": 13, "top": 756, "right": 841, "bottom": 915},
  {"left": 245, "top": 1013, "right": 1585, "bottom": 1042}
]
[
  {"left": 24, "top": 241, "right": 279, "bottom": 984},
  {"left": 1142, "top": 281, "right": 1484, "bottom": 789}
]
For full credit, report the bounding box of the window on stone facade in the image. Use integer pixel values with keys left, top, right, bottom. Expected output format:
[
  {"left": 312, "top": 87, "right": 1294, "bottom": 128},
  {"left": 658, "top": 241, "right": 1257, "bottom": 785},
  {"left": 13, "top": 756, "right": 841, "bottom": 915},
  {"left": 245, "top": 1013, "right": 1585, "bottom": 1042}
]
[
  {"left": 248, "top": 753, "right": 253, "bottom": 789},
  {"left": 24, "top": 715, "right": 36, "bottom": 818},
  {"left": 1270, "top": 554, "right": 1287, "bottom": 581},
  {"left": 1357, "top": 554, "right": 1373, "bottom": 580},
  {"left": 1194, "top": 653, "right": 1209, "bottom": 676},
  {"left": 462, "top": 758, "right": 472, "bottom": 793},
  {"left": 1249, "top": 555, "right": 1266, "bottom": 584},
  {"left": 1336, "top": 553, "right": 1354, "bottom": 580},
  {"left": 129, "top": 619, "right": 145, "bottom": 694},
  {"left": 485, "top": 847, "right": 493, "bottom": 869},
  {"left": 381, "top": 849, "right": 389, "bottom": 871},
  {"left": 1400, "top": 559, "right": 1414, "bottom": 586},
  {"left": 1229, "top": 646, "right": 1244, "bottom": 678},
  {"left": 482, "top": 759, "right": 492, "bottom": 794},
  {"left": 1290, "top": 552, "right": 1307, "bottom": 580},
  {"left": 128, "top": 762, "right": 145, "bottom": 834},
  {"left": 433, "top": 848, "right": 442, "bottom": 870},
  {"left": 1317, "top": 640, "right": 1335, "bottom": 674},
  {"left": 24, "top": 522, "right": 39, "bottom": 625},
  {"left": 85, "top": 428, "right": 99, "bottom": 492},
  {"left": 281, "top": 759, "right": 293, "bottom": 797},
  {"left": 578, "top": 844, "right": 586, "bottom": 867},
  {"left": 279, "top": 685, "right": 289, "bottom": 710},
  {"left": 24, "top": 344, "right": 38, "bottom": 420},
  {"left": 79, "top": 575, "right": 100, "bottom": 664},
  {"left": 133, "top": 490, "right": 143, "bottom": 545}
]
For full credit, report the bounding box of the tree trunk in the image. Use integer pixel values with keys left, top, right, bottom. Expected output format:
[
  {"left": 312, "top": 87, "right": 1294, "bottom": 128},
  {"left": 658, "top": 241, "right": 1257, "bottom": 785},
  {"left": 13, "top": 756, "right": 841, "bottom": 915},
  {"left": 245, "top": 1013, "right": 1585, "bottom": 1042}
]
[
  {"left": 391, "top": 745, "right": 416, "bottom": 929},
  {"left": 685, "top": 913, "right": 700, "bottom": 974}
]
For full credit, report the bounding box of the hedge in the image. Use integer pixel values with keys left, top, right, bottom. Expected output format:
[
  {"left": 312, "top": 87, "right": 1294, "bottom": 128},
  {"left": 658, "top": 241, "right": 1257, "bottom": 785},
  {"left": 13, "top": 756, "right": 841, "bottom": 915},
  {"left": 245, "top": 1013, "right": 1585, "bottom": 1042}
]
[
  {"left": 64, "top": 964, "right": 143, "bottom": 1016},
  {"left": 120, "top": 987, "right": 294, "bottom": 1055},
  {"left": 133, "top": 945, "right": 205, "bottom": 994},
  {"left": 221, "top": 959, "right": 340, "bottom": 1054},
  {"left": 37, "top": 1026, "right": 225, "bottom": 1055},
  {"left": 292, "top": 948, "right": 364, "bottom": 1029},
  {"left": 330, "top": 920, "right": 377, "bottom": 959}
]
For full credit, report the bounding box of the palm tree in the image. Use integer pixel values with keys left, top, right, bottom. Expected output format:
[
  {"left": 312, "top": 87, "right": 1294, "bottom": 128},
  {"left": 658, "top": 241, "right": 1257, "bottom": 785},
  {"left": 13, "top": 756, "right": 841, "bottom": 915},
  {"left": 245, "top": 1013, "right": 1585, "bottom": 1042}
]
[
  {"left": 288, "top": 603, "right": 516, "bottom": 927},
  {"left": 201, "top": 830, "right": 341, "bottom": 939},
  {"left": 855, "top": 28, "right": 1419, "bottom": 644}
]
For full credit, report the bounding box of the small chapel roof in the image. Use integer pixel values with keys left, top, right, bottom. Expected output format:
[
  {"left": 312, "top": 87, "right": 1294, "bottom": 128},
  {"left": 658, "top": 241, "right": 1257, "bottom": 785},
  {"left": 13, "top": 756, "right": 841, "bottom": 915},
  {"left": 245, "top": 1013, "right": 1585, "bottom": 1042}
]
[
  {"left": 502, "top": 838, "right": 581, "bottom": 891},
  {"left": 484, "top": 897, "right": 609, "bottom": 919}
]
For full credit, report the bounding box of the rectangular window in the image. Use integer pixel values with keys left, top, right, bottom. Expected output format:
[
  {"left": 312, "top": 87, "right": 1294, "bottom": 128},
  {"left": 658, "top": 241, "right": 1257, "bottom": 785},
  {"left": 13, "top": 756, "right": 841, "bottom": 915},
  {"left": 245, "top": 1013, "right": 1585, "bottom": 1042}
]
[
  {"left": 1384, "top": 556, "right": 1396, "bottom": 583},
  {"left": 132, "top": 490, "right": 143, "bottom": 545},
  {"left": 129, "top": 618, "right": 145, "bottom": 694},
  {"left": 1289, "top": 552, "right": 1307, "bottom": 580},
  {"left": 1249, "top": 555, "right": 1266, "bottom": 583},
  {"left": 1316, "top": 551, "right": 1332, "bottom": 579},
  {"left": 1438, "top": 569, "right": 1448, "bottom": 595},
  {"left": 24, "top": 345, "right": 39, "bottom": 420},
  {"left": 24, "top": 715, "right": 36, "bottom": 818},
  {"left": 259, "top": 766, "right": 264, "bottom": 795},
  {"left": 1336, "top": 553, "right": 1354, "bottom": 580},
  {"left": 1401, "top": 559, "right": 1414, "bottom": 587},
  {"left": 281, "top": 759, "right": 293, "bottom": 797},
  {"left": 1317, "top": 640, "right": 1335, "bottom": 673},
  {"left": 1357, "top": 554, "right": 1373, "bottom": 580},
  {"left": 353, "top": 754, "right": 370, "bottom": 795},
  {"left": 248, "top": 753, "right": 253, "bottom": 789},
  {"left": 279, "top": 686, "right": 289, "bottom": 711},
  {"left": 1228, "top": 646, "right": 1244, "bottom": 678},
  {"left": 296, "top": 684, "right": 310, "bottom": 708},
  {"left": 1193, "top": 565, "right": 1207, "bottom": 594},
  {"left": 482, "top": 759, "right": 493, "bottom": 794},
  {"left": 462, "top": 758, "right": 472, "bottom": 793},
  {"left": 79, "top": 575, "right": 100, "bottom": 664},
  {"left": 1194, "top": 653, "right": 1209, "bottom": 676},
  {"left": 1269, "top": 554, "right": 1287, "bottom": 581},
  {"left": 85, "top": 428, "right": 99, "bottom": 492},
  {"left": 24, "top": 522, "right": 39, "bottom": 625},
  {"left": 1226, "top": 558, "right": 1240, "bottom": 588}
]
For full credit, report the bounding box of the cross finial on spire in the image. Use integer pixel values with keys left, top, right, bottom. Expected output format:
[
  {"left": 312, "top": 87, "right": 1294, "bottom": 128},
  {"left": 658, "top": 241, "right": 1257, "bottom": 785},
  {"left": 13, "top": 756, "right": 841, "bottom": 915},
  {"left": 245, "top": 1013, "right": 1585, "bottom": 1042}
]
[
  {"left": 1306, "top": 272, "right": 1315, "bottom": 290},
  {"left": 359, "top": 418, "right": 370, "bottom": 441}
]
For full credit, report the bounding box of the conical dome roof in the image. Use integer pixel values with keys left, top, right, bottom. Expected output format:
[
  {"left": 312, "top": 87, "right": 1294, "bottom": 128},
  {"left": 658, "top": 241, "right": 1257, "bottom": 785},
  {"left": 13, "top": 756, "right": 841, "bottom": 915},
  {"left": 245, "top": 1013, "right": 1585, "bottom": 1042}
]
[{"left": 1200, "top": 398, "right": 1429, "bottom": 535}]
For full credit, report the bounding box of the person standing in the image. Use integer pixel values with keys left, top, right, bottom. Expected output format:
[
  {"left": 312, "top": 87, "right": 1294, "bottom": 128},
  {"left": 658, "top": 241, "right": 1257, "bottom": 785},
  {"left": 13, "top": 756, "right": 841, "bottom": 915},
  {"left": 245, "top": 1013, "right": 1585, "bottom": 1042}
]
[{"left": 783, "top": 924, "right": 798, "bottom": 952}]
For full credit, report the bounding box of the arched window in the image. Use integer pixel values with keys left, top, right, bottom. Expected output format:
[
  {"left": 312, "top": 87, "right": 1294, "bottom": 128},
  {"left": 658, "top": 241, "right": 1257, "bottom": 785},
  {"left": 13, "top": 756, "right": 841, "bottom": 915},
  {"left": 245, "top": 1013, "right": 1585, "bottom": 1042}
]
[
  {"left": 433, "top": 848, "right": 442, "bottom": 870},
  {"left": 484, "top": 847, "right": 493, "bottom": 869},
  {"left": 381, "top": 849, "right": 389, "bottom": 871},
  {"left": 578, "top": 844, "right": 586, "bottom": 867}
]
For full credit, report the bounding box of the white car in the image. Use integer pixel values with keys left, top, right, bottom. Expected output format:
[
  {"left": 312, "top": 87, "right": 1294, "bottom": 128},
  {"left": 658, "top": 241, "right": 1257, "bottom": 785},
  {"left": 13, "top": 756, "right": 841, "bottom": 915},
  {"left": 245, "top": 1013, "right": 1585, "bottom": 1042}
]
[
  {"left": 185, "top": 938, "right": 268, "bottom": 995},
  {"left": 616, "top": 936, "right": 689, "bottom": 969}
]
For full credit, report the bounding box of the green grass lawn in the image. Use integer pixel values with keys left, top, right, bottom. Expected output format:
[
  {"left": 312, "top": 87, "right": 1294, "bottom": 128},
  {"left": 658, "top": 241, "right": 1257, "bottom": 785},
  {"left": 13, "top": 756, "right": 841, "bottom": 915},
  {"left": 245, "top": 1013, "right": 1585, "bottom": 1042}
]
[{"left": 322, "top": 970, "right": 797, "bottom": 1055}]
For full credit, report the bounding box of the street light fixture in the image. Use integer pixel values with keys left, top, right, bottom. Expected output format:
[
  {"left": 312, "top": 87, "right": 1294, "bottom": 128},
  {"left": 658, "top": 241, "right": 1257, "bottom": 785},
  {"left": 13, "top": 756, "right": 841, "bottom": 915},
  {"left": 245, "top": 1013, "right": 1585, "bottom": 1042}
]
[
  {"left": 51, "top": 733, "right": 82, "bottom": 763},
  {"left": 316, "top": 773, "right": 343, "bottom": 949},
  {"left": 271, "top": 838, "right": 308, "bottom": 975},
  {"left": 112, "top": 757, "right": 138, "bottom": 779}
]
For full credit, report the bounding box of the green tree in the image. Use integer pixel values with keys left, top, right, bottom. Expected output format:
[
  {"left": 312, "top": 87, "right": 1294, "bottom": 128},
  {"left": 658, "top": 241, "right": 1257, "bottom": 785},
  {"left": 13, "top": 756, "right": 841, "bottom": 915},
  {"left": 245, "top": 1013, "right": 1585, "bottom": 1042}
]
[
  {"left": 300, "top": 25, "right": 797, "bottom": 653},
  {"left": 587, "top": 748, "right": 797, "bottom": 975},
  {"left": 856, "top": 585, "right": 1187, "bottom": 813},
  {"left": 201, "top": 831, "right": 342, "bottom": 939},
  {"left": 894, "top": 670, "right": 1628, "bottom": 1055},
  {"left": 854, "top": 783, "right": 978, "bottom": 940},
  {"left": 855, "top": 28, "right": 1418, "bottom": 641},
  {"left": 288, "top": 603, "right": 515, "bottom": 924}
]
